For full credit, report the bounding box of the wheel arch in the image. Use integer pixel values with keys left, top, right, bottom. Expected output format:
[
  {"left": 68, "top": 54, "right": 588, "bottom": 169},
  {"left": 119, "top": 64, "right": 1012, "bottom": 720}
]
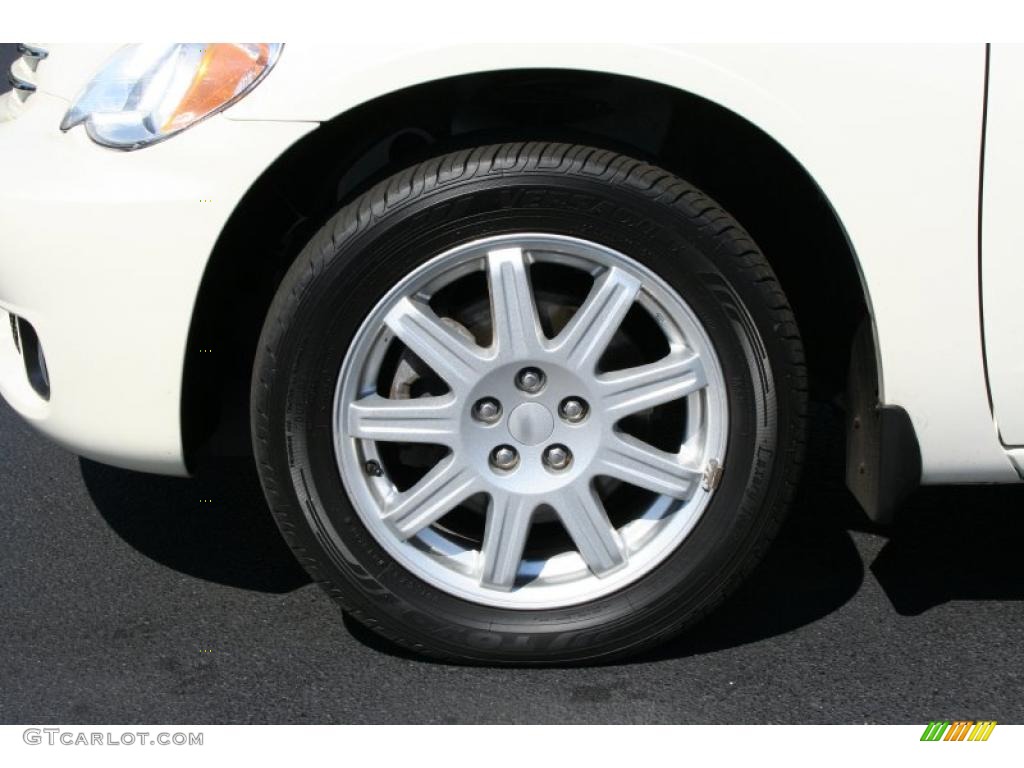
[{"left": 182, "top": 66, "right": 873, "bottom": 468}]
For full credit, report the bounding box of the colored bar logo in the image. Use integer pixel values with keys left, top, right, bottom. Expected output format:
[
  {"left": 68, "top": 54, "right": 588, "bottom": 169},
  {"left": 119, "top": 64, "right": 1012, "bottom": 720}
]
[{"left": 920, "top": 721, "right": 997, "bottom": 741}]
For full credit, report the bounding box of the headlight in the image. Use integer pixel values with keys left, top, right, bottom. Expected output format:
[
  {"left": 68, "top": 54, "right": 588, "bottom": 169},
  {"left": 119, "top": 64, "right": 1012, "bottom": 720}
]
[{"left": 60, "top": 43, "right": 282, "bottom": 150}]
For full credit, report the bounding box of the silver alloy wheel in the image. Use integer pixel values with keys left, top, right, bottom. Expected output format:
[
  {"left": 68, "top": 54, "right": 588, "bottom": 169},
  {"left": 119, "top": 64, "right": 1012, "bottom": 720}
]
[{"left": 334, "top": 233, "right": 728, "bottom": 609}]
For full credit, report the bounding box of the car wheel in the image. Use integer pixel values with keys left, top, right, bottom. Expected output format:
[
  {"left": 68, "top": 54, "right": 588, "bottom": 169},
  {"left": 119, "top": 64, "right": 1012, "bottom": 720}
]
[{"left": 251, "top": 142, "right": 806, "bottom": 664}]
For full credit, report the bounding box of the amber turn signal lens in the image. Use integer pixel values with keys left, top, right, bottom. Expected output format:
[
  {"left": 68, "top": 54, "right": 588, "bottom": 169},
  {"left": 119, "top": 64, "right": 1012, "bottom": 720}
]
[{"left": 163, "top": 44, "right": 274, "bottom": 132}]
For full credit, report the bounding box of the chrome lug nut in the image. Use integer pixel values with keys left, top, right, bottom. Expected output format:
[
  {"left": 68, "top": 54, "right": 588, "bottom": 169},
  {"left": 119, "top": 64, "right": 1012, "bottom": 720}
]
[
  {"left": 515, "top": 367, "right": 546, "bottom": 394},
  {"left": 559, "top": 397, "right": 589, "bottom": 423},
  {"left": 490, "top": 445, "right": 519, "bottom": 472},
  {"left": 472, "top": 397, "right": 502, "bottom": 424},
  {"left": 543, "top": 444, "right": 572, "bottom": 471}
]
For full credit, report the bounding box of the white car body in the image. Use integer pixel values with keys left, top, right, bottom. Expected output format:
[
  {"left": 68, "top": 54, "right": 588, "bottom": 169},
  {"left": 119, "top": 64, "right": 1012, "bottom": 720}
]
[{"left": 1, "top": 43, "right": 1021, "bottom": 494}]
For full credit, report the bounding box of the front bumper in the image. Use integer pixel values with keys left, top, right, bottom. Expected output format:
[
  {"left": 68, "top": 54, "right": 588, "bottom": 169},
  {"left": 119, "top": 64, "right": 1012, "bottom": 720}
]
[{"left": 0, "top": 91, "right": 313, "bottom": 475}]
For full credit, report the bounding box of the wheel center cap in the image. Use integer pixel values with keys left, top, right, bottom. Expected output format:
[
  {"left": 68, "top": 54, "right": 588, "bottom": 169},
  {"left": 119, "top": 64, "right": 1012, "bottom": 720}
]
[{"left": 507, "top": 402, "right": 554, "bottom": 446}]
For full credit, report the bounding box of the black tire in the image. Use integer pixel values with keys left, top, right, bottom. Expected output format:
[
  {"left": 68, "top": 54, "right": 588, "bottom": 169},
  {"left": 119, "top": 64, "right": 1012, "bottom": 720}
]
[{"left": 251, "top": 143, "right": 806, "bottom": 665}]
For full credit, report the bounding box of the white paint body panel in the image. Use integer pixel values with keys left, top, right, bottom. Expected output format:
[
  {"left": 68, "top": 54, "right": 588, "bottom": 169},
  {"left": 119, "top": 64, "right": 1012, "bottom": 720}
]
[
  {"left": 0, "top": 90, "right": 312, "bottom": 474},
  {"left": 0, "top": 43, "right": 1019, "bottom": 482},
  {"left": 982, "top": 45, "right": 1024, "bottom": 447}
]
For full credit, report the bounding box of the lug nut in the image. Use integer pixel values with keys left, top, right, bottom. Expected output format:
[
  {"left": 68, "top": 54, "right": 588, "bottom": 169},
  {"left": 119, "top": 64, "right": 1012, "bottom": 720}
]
[
  {"left": 472, "top": 397, "right": 502, "bottom": 424},
  {"left": 515, "top": 367, "right": 546, "bottom": 394},
  {"left": 543, "top": 444, "right": 572, "bottom": 471},
  {"left": 559, "top": 397, "right": 589, "bottom": 423},
  {"left": 490, "top": 445, "right": 519, "bottom": 472}
]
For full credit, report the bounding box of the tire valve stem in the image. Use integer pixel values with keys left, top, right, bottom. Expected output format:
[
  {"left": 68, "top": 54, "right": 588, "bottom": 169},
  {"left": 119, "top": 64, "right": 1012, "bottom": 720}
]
[
  {"left": 702, "top": 459, "right": 723, "bottom": 492},
  {"left": 365, "top": 460, "right": 384, "bottom": 477}
]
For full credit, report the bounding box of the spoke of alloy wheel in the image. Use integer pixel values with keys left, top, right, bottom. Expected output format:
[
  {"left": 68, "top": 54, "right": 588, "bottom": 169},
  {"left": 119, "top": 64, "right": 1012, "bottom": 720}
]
[
  {"left": 551, "top": 484, "right": 627, "bottom": 576},
  {"left": 486, "top": 247, "right": 545, "bottom": 359},
  {"left": 383, "top": 296, "right": 488, "bottom": 393},
  {"left": 596, "top": 433, "right": 703, "bottom": 499},
  {"left": 551, "top": 266, "right": 641, "bottom": 370},
  {"left": 347, "top": 393, "right": 459, "bottom": 445},
  {"left": 382, "top": 455, "right": 480, "bottom": 539},
  {"left": 597, "top": 349, "right": 707, "bottom": 418},
  {"left": 479, "top": 492, "right": 535, "bottom": 590}
]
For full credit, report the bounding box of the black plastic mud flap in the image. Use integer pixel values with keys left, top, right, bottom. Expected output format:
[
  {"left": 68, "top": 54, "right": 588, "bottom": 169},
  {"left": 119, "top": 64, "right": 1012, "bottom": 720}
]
[{"left": 845, "top": 320, "right": 922, "bottom": 524}]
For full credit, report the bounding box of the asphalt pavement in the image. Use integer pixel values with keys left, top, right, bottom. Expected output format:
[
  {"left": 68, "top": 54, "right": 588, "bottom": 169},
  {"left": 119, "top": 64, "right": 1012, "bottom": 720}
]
[
  {"left": 2, "top": 42, "right": 1023, "bottom": 725},
  {"left": 2, "top": 396, "right": 1023, "bottom": 724}
]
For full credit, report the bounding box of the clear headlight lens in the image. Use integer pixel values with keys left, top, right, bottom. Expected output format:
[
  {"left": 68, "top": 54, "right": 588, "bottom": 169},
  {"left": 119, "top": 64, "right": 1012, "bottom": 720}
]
[{"left": 60, "top": 43, "right": 282, "bottom": 149}]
